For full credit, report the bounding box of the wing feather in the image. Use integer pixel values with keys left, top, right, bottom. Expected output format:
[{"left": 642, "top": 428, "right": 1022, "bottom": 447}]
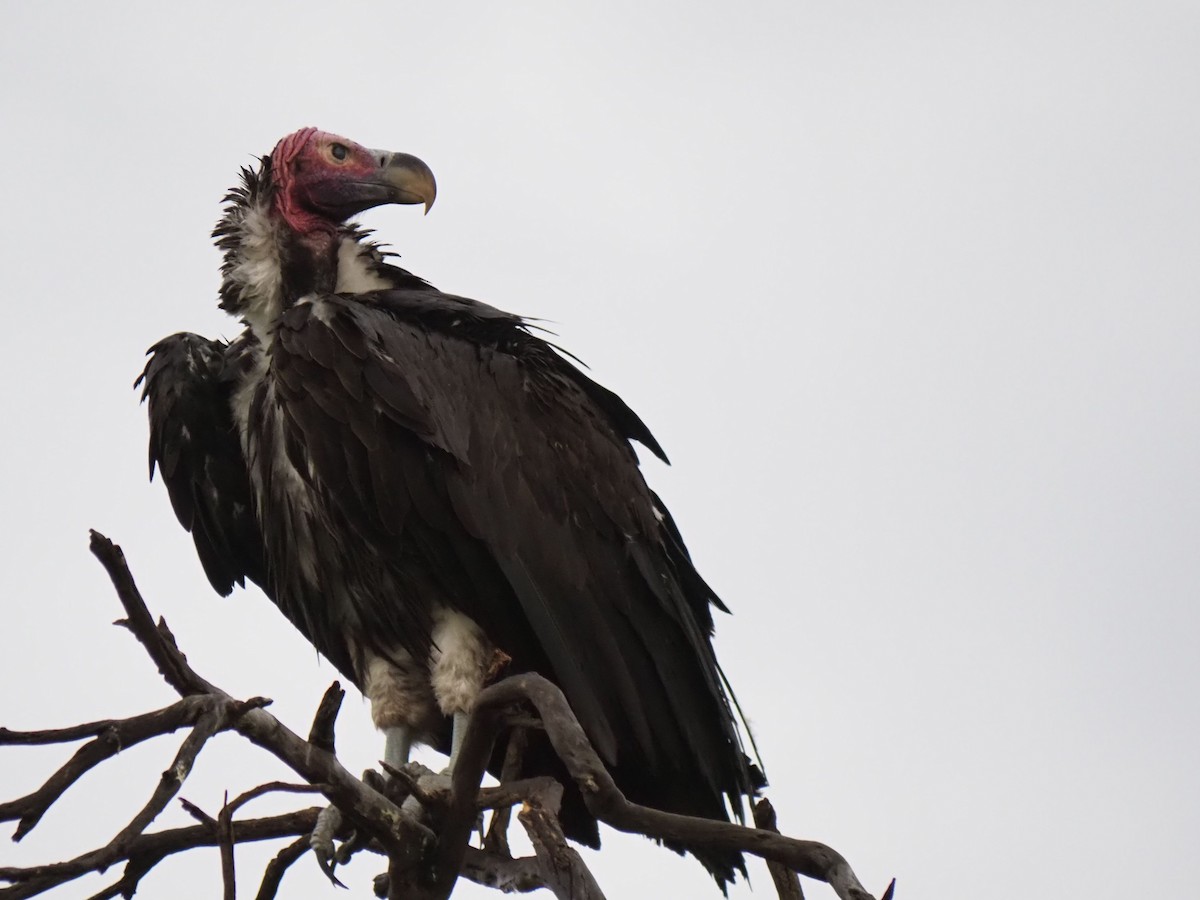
[
  {"left": 269, "top": 293, "right": 754, "bottom": 803},
  {"left": 138, "top": 333, "right": 266, "bottom": 597}
]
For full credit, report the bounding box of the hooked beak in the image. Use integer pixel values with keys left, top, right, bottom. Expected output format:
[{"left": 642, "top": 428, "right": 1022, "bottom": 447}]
[
  {"left": 301, "top": 149, "right": 438, "bottom": 222},
  {"left": 373, "top": 150, "right": 437, "bottom": 214}
]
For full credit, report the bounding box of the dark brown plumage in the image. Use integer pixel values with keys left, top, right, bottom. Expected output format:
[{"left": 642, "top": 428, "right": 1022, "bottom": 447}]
[{"left": 140, "top": 128, "right": 762, "bottom": 889}]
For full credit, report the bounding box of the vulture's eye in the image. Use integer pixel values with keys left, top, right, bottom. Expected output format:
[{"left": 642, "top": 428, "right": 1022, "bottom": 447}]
[{"left": 331, "top": 143, "right": 348, "bottom": 161}]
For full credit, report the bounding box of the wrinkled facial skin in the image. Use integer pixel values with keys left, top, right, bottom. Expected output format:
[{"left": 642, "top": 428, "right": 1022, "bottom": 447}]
[{"left": 270, "top": 128, "right": 436, "bottom": 234}]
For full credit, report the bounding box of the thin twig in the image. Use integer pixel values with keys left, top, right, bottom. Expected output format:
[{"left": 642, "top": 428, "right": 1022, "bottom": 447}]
[
  {"left": 255, "top": 835, "right": 312, "bottom": 900},
  {"left": 89, "top": 531, "right": 214, "bottom": 696},
  {"left": 218, "top": 783, "right": 329, "bottom": 900},
  {"left": 0, "top": 696, "right": 213, "bottom": 840},
  {"left": 0, "top": 705, "right": 200, "bottom": 746},
  {"left": 220, "top": 789, "right": 235, "bottom": 900},
  {"left": 179, "top": 797, "right": 218, "bottom": 829},
  {"left": 484, "top": 725, "right": 528, "bottom": 856},
  {"left": 0, "top": 809, "right": 320, "bottom": 900},
  {"left": 1, "top": 706, "right": 238, "bottom": 897}
]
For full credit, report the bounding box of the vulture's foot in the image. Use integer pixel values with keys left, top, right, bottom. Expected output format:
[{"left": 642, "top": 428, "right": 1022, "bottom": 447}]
[
  {"left": 399, "top": 768, "right": 485, "bottom": 842},
  {"left": 310, "top": 804, "right": 348, "bottom": 887},
  {"left": 310, "top": 770, "right": 388, "bottom": 884},
  {"left": 311, "top": 766, "right": 440, "bottom": 885},
  {"left": 398, "top": 769, "right": 454, "bottom": 822}
]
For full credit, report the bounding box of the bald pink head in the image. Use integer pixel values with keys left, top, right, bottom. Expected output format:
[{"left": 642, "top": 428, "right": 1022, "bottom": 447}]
[{"left": 268, "top": 127, "right": 437, "bottom": 234}]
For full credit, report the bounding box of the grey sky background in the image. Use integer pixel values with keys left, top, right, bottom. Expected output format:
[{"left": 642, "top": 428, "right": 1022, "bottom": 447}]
[{"left": 1, "top": 2, "right": 1197, "bottom": 898}]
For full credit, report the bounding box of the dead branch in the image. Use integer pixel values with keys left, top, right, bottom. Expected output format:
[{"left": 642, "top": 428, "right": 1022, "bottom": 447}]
[
  {"left": 0, "top": 809, "right": 319, "bottom": 900},
  {"left": 0, "top": 531, "right": 893, "bottom": 900},
  {"left": 438, "top": 675, "right": 884, "bottom": 900},
  {"left": 483, "top": 726, "right": 528, "bottom": 856},
  {"left": 218, "top": 783, "right": 327, "bottom": 900},
  {"left": 517, "top": 779, "right": 607, "bottom": 900},
  {"left": 87, "top": 531, "right": 431, "bottom": 863},
  {"left": 255, "top": 835, "right": 312, "bottom": 900},
  {"left": 0, "top": 695, "right": 212, "bottom": 840},
  {"left": 754, "top": 798, "right": 805, "bottom": 900},
  {"left": 459, "top": 846, "right": 545, "bottom": 893},
  {"left": 307, "top": 682, "right": 346, "bottom": 754}
]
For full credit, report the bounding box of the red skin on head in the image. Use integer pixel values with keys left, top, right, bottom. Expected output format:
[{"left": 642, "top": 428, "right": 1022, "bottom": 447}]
[{"left": 270, "top": 127, "right": 383, "bottom": 235}]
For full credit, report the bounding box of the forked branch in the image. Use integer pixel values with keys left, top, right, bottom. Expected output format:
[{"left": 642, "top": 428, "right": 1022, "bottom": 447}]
[{"left": 0, "top": 532, "right": 894, "bottom": 900}]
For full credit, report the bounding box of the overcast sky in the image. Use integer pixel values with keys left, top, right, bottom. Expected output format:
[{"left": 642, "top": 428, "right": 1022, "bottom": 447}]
[{"left": 1, "top": 2, "right": 1198, "bottom": 898}]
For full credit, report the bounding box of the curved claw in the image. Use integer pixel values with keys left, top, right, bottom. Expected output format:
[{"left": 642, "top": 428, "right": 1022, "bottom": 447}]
[{"left": 310, "top": 804, "right": 348, "bottom": 888}]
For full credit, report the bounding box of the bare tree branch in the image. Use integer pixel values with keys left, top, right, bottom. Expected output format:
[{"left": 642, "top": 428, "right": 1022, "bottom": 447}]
[
  {"left": 1, "top": 531, "right": 893, "bottom": 900},
  {"left": 483, "top": 725, "right": 528, "bottom": 857},
  {"left": 460, "top": 847, "right": 545, "bottom": 893},
  {"left": 0, "top": 809, "right": 320, "bottom": 899},
  {"left": 439, "top": 675, "right": 886, "bottom": 900},
  {"left": 0, "top": 703, "right": 202, "bottom": 747},
  {"left": 90, "top": 531, "right": 214, "bottom": 696},
  {"left": 179, "top": 797, "right": 219, "bottom": 829},
  {"left": 754, "top": 798, "right": 805, "bottom": 900},
  {"left": 518, "top": 781, "right": 607, "bottom": 900},
  {"left": 0, "top": 696, "right": 211, "bottom": 840},
  {"left": 87, "top": 530, "right": 432, "bottom": 864},
  {"left": 307, "top": 682, "right": 346, "bottom": 754},
  {"left": 255, "top": 835, "right": 312, "bottom": 900}
]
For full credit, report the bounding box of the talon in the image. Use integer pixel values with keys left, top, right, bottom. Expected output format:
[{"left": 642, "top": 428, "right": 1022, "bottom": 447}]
[
  {"left": 314, "top": 846, "right": 347, "bottom": 889},
  {"left": 333, "top": 832, "right": 358, "bottom": 866},
  {"left": 311, "top": 804, "right": 347, "bottom": 888}
]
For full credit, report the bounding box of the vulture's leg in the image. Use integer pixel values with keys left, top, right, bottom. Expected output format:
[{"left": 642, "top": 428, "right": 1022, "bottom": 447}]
[
  {"left": 446, "top": 710, "right": 470, "bottom": 771},
  {"left": 311, "top": 649, "right": 437, "bottom": 880},
  {"left": 385, "top": 724, "right": 416, "bottom": 770},
  {"left": 310, "top": 724, "right": 415, "bottom": 876},
  {"left": 311, "top": 612, "right": 491, "bottom": 876},
  {"left": 398, "top": 611, "right": 492, "bottom": 819},
  {"left": 429, "top": 609, "right": 492, "bottom": 780}
]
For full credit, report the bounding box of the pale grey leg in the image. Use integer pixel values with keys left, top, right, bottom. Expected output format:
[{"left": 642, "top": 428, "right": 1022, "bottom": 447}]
[
  {"left": 384, "top": 725, "right": 414, "bottom": 771},
  {"left": 399, "top": 711, "right": 472, "bottom": 819},
  {"left": 445, "top": 710, "right": 470, "bottom": 773},
  {"left": 312, "top": 725, "right": 416, "bottom": 880}
]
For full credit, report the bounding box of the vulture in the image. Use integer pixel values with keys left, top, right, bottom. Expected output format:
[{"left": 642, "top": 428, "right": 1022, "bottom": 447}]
[{"left": 139, "top": 127, "right": 762, "bottom": 888}]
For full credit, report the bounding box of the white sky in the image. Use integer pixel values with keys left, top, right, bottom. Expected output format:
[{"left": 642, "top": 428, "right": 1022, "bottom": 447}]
[{"left": 1, "top": 2, "right": 1198, "bottom": 898}]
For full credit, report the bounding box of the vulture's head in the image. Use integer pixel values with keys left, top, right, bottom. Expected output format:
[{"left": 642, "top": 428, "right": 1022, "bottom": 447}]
[{"left": 268, "top": 127, "right": 437, "bottom": 235}]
